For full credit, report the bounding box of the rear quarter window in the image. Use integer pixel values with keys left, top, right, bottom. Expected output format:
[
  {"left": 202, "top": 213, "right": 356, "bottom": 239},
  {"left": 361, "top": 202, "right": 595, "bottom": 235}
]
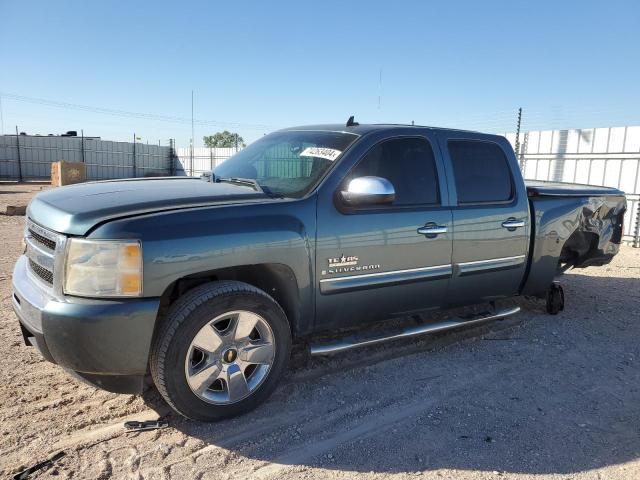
[{"left": 448, "top": 140, "right": 513, "bottom": 204}]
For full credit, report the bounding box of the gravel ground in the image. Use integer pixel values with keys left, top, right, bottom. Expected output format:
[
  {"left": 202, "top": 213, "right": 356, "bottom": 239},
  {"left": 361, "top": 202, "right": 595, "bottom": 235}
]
[{"left": 1, "top": 184, "right": 639, "bottom": 479}]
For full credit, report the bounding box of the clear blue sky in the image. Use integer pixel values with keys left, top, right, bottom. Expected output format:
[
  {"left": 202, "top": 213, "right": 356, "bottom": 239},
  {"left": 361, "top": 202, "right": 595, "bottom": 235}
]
[{"left": 1, "top": 0, "right": 638, "bottom": 147}]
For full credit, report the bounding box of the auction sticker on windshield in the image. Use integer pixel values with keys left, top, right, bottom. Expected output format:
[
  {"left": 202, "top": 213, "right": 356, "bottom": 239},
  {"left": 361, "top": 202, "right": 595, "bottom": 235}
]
[{"left": 300, "top": 147, "right": 342, "bottom": 161}]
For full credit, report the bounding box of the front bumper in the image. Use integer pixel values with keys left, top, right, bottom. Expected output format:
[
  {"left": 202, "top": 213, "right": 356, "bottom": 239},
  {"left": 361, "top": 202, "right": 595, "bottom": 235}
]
[{"left": 12, "top": 255, "right": 161, "bottom": 394}]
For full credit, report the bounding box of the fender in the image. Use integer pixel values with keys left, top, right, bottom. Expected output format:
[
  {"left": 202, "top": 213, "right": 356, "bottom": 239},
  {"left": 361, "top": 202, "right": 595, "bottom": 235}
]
[{"left": 89, "top": 197, "right": 317, "bottom": 333}]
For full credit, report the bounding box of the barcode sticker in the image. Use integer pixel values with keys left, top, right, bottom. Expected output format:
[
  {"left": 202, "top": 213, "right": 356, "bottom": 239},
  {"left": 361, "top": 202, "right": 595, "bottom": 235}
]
[{"left": 300, "top": 147, "right": 342, "bottom": 161}]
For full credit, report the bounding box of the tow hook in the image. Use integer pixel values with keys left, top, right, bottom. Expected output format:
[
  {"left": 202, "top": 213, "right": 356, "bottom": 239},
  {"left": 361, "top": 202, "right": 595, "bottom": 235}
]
[{"left": 546, "top": 282, "right": 565, "bottom": 315}]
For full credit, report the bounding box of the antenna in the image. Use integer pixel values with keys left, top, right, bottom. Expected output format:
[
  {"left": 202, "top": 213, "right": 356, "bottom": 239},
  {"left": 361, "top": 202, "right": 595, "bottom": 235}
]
[
  {"left": 346, "top": 116, "right": 359, "bottom": 127},
  {"left": 377, "top": 68, "right": 382, "bottom": 111},
  {"left": 190, "top": 90, "right": 194, "bottom": 176}
]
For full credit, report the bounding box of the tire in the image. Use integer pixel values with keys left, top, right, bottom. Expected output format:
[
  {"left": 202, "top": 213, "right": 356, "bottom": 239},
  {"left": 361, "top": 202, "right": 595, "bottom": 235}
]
[
  {"left": 150, "top": 281, "right": 291, "bottom": 421},
  {"left": 545, "top": 282, "right": 565, "bottom": 315}
]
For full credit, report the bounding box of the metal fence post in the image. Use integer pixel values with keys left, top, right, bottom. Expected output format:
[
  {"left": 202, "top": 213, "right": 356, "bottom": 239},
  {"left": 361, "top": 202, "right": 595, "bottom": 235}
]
[
  {"left": 132, "top": 133, "right": 137, "bottom": 178},
  {"left": 514, "top": 107, "right": 524, "bottom": 171},
  {"left": 169, "top": 138, "right": 176, "bottom": 176},
  {"left": 633, "top": 202, "right": 640, "bottom": 248},
  {"left": 15, "top": 126, "right": 23, "bottom": 182},
  {"left": 81, "top": 129, "right": 85, "bottom": 163}
]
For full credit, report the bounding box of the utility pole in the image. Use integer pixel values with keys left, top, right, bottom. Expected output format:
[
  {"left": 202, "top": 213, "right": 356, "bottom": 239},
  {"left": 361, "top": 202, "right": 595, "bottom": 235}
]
[
  {"left": 191, "top": 90, "right": 194, "bottom": 176},
  {"left": 377, "top": 68, "right": 382, "bottom": 113}
]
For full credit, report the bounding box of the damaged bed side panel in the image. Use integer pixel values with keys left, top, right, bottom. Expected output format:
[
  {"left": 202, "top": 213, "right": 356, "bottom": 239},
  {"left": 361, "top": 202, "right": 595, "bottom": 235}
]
[{"left": 521, "top": 194, "right": 626, "bottom": 297}]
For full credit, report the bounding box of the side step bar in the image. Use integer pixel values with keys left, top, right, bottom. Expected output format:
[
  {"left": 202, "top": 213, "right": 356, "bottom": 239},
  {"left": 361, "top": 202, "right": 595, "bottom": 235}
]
[{"left": 309, "top": 305, "right": 521, "bottom": 356}]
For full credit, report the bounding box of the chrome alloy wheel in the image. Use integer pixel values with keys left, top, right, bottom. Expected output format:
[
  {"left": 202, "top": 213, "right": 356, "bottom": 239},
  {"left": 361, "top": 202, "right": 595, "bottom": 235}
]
[{"left": 184, "top": 310, "right": 276, "bottom": 404}]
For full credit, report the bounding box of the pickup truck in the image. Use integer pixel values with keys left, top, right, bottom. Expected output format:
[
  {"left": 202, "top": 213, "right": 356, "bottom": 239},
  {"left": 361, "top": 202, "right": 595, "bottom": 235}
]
[{"left": 13, "top": 121, "right": 626, "bottom": 421}]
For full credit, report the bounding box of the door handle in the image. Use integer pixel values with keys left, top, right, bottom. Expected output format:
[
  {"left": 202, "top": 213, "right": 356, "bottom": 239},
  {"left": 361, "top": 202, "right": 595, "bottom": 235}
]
[
  {"left": 417, "top": 224, "right": 448, "bottom": 236},
  {"left": 502, "top": 219, "right": 525, "bottom": 229}
]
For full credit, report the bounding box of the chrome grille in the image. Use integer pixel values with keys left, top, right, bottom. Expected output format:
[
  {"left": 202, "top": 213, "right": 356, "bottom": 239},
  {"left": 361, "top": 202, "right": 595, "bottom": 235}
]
[
  {"left": 25, "top": 219, "right": 61, "bottom": 289},
  {"left": 28, "top": 228, "right": 56, "bottom": 251},
  {"left": 29, "top": 258, "right": 54, "bottom": 284}
]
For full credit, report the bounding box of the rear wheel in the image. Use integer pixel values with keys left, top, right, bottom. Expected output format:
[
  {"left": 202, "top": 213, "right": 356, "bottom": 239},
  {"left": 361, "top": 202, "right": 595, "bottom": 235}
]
[
  {"left": 546, "top": 282, "right": 565, "bottom": 315},
  {"left": 150, "top": 281, "right": 291, "bottom": 421}
]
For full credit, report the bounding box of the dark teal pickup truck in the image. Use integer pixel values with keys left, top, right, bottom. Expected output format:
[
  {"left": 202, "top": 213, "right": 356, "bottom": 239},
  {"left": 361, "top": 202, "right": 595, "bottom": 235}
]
[{"left": 13, "top": 122, "right": 626, "bottom": 420}]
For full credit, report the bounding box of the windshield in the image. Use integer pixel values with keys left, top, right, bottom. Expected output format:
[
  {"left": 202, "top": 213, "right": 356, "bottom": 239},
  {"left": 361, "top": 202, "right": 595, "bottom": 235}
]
[{"left": 213, "top": 130, "right": 358, "bottom": 198}]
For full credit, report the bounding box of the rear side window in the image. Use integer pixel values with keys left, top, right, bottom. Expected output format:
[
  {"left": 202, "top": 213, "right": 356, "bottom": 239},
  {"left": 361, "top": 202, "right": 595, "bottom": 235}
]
[
  {"left": 448, "top": 140, "right": 513, "bottom": 204},
  {"left": 348, "top": 137, "right": 439, "bottom": 206}
]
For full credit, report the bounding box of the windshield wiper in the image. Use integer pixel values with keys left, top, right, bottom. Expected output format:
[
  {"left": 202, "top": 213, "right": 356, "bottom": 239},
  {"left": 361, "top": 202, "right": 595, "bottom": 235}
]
[
  {"left": 215, "top": 176, "right": 263, "bottom": 192},
  {"left": 214, "top": 176, "right": 284, "bottom": 198}
]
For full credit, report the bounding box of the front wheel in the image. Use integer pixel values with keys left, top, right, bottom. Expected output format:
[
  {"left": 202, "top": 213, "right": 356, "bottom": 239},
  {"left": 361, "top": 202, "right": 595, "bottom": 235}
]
[{"left": 150, "top": 281, "right": 291, "bottom": 421}]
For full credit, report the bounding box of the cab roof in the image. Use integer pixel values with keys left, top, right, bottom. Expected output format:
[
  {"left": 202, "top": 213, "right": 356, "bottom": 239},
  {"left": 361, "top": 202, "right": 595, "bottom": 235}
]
[{"left": 279, "top": 123, "right": 488, "bottom": 136}]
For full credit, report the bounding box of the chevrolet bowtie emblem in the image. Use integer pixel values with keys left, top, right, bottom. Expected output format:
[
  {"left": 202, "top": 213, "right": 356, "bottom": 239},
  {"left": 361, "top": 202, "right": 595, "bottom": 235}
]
[{"left": 223, "top": 349, "right": 238, "bottom": 363}]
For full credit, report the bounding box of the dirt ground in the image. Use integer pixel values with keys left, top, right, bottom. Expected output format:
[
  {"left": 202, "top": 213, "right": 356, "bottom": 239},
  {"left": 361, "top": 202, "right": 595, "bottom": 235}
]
[{"left": 1, "top": 183, "right": 639, "bottom": 480}]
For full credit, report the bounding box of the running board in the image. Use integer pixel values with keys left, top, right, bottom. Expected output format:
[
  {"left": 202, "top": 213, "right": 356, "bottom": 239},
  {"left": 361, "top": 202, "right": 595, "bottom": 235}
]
[{"left": 309, "top": 305, "right": 521, "bottom": 356}]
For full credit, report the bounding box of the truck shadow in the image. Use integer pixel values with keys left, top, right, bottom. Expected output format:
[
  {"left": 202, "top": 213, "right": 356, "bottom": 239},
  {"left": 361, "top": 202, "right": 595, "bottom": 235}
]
[{"left": 148, "top": 272, "right": 640, "bottom": 476}]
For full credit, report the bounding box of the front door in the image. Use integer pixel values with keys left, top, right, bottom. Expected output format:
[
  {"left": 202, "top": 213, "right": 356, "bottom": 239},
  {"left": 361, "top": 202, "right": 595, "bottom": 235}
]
[
  {"left": 315, "top": 132, "right": 453, "bottom": 330},
  {"left": 437, "top": 133, "right": 530, "bottom": 304}
]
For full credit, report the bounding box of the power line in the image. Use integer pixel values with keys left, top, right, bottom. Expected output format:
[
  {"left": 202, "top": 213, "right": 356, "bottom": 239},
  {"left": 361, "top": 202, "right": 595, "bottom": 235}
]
[{"left": 0, "top": 91, "right": 278, "bottom": 131}]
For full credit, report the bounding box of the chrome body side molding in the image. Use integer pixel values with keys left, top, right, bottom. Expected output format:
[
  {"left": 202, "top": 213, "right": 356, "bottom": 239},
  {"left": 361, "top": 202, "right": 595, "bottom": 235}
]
[
  {"left": 457, "top": 255, "right": 526, "bottom": 276},
  {"left": 319, "top": 264, "right": 453, "bottom": 295}
]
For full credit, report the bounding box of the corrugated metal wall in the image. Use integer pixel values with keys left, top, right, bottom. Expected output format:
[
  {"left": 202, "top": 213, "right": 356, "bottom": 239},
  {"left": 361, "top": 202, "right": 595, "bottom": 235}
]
[
  {"left": 0, "top": 135, "right": 173, "bottom": 180},
  {"left": 175, "top": 145, "right": 313, "bottom": 178},
  {"left": 1, "top": 128, "right": 638, "bottom": 243},
  {"left": 175, "top": 147, "right": 240, "bottom": 176},
  {"left": 504, "top": 126, "right": 640, "bottom": 244}
]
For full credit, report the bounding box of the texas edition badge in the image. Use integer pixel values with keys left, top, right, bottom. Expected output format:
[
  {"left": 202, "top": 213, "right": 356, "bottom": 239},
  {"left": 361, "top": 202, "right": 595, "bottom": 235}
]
[{"left": 322, "top": 254, "right": 381, "bottom": 276}]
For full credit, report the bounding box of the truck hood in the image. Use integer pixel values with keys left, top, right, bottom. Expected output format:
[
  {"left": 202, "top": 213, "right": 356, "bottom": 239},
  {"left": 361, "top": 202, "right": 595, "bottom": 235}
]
[{"left": 27, "top": 177, "right": 268, "bottom": 235}]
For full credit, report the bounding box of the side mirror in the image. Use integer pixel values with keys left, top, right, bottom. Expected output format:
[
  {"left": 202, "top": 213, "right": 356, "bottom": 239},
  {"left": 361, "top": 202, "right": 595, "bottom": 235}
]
[{"left": 340, "top": 176, "right": 395, "bottom": 206}]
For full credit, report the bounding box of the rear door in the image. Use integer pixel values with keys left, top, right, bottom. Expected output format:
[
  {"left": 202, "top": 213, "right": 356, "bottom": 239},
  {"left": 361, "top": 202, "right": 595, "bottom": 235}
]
[
  {"left": 437, "top": 132, "right": 530, "bottom": 304},
  {"left": 314, "top": 131, "right": 453, "bottom": 330}
]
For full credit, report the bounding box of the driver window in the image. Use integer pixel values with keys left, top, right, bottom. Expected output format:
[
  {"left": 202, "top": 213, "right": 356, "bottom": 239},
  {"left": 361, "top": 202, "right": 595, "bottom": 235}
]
[{"left": 347, "top": 137, "right": 440, "bottom": 206}]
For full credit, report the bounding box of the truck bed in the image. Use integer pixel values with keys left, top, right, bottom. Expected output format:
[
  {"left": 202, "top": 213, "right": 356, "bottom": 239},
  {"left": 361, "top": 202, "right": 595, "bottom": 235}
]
[{"left": 521, "top": 180, "right": 626, "bottom": 297}]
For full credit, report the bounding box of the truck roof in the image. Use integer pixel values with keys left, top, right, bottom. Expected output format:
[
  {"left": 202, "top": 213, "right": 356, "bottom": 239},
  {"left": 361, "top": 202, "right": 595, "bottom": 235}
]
[{"left": 279, "top": 123, "right": 489, "bottom": 136}]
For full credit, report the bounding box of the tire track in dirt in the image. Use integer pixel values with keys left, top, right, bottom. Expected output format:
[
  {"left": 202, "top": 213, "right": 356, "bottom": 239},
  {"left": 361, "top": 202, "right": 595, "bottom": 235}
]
[
  {"left": 133, "top": 363, "right": 504, "bottom": 479},
  {"left": 55, "top": 313, "right": 527, "bottom": 478},
  {"left": 228, "top": 369, "right": 503, "bottom": 480}
]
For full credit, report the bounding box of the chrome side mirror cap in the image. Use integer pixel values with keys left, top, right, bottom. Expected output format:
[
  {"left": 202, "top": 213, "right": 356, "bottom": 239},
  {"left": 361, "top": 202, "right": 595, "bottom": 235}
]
[{"left": 340, "top": 176, "right": 395, "bottom": 206}]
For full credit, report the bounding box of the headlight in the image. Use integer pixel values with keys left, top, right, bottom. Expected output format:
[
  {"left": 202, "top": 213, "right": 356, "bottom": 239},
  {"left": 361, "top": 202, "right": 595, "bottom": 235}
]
[{"left": 64, "top": 239, "right": 142, "bottom": 297}]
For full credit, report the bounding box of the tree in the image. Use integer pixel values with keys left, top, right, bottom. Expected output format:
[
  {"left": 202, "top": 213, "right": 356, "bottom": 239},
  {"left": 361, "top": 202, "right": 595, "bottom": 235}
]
[{"left": 203, "top": 131, "right": 246, "bottom": 148}]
